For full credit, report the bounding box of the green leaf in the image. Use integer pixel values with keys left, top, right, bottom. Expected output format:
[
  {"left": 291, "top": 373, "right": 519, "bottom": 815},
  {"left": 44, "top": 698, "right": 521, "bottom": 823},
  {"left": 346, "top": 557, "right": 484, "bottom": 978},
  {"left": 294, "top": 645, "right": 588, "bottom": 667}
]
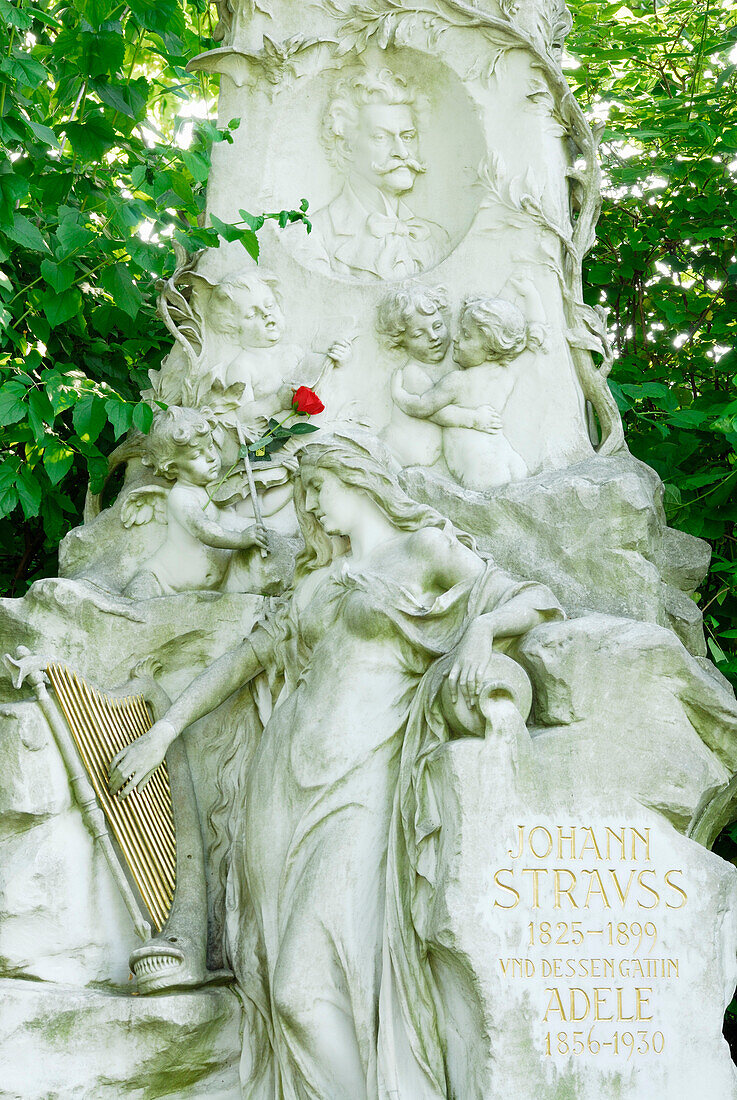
[
  {"left": 100, "top": 264, "right": 143, "bottom": 318},
  {"left": 104, "top": 399, "right": 133, "bottom": 439},
  {"left": 0, "top": 0, "right": 33, "bottom": 30},
  {"left": 55, "top": 217, "right": 94, "bottom": 259},
  {"left": 0, "top": 381, "right": 28, "bottom": 426},
  {"left": 239, "top": 209, "right": 265, "bottom": 232},
  {"left": 132, "top": 402, "right": 154, "bottom": 433},
  {"left": 40, "top": 287, "right": 82, "bottom": 328},
  {"left": 73, "top": 394, "right": 107, "bottom": 442},
  {"left": 40, "top": 259, "right": 76, "bottom": 294},
  {"left": 16, "top": 466, "right": 42, "bottom": 519},
  {"left": 5, "top": 212, "right": 48, "bottom": 253},
  {"left": 27, "top": 389, "right": 52, "bottom": 442},
  {"left": 288, "top": 423, "right": 320, "bottom": 435},
  {"left": 62, "top": 112, "right": 117, "bottom": 161},
  {"left": 43, "top": 440, "right": 75, "bottom": 486}
]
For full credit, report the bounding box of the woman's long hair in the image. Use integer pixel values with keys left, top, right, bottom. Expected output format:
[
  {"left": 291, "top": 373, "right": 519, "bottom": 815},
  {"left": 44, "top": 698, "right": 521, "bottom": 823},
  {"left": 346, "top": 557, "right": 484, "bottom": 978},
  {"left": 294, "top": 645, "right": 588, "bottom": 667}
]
[{"left": 293, "top": 429, "right": 476, "bottom": 577}]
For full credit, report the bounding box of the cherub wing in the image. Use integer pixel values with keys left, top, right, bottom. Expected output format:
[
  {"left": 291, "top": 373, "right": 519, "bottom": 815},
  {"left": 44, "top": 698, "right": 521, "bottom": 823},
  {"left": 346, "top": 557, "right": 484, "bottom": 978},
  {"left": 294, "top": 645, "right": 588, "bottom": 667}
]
[{"left": 120, "top": 485, "right": 169, "bottom": 530}]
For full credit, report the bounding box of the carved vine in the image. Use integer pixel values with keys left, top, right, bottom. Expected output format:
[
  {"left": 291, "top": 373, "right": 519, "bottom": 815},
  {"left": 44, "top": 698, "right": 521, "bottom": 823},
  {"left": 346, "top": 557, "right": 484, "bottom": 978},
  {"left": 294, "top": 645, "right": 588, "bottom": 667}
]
[{"left": 321, "top": 0, "right": 624, "bottom": 454}]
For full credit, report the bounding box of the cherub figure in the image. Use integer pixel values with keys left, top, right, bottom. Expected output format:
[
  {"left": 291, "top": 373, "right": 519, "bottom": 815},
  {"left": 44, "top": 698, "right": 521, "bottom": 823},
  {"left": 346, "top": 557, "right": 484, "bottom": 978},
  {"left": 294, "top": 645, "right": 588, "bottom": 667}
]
[
  {"left": 205, "top": 270, "right": 351, "bottom": 430},
  {"left": 377, "top": 281, "right": 498, "bottom": 469},
  {"left": 200, "top": 270, "right": 352, "bottom": 529},
  {"left": 391, "top": 277, "right": 545, "bottom": 491},
  {"left": 121, "top": 407, "right": 268, "bottom": 599}
]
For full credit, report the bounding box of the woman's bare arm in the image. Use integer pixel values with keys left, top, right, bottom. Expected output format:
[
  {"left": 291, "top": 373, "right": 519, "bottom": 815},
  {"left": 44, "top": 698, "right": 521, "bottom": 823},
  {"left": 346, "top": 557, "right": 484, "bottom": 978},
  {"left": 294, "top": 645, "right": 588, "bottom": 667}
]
[{"left": 110, "top": 627, "right": 274, "bottom": 796}]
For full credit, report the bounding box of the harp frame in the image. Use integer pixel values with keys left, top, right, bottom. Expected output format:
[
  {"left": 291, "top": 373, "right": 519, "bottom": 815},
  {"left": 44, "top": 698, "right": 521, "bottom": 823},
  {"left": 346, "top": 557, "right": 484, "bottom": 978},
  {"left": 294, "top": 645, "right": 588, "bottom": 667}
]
[{"left": 3, "top": 647, "right": 228, "bottom": 995}]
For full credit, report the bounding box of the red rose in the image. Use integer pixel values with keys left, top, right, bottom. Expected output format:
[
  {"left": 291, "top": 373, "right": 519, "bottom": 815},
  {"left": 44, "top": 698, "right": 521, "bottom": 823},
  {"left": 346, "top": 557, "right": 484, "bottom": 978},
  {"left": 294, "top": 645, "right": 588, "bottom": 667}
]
[{"left": 292, "top": 386, "right": 325, "bottom": 415}]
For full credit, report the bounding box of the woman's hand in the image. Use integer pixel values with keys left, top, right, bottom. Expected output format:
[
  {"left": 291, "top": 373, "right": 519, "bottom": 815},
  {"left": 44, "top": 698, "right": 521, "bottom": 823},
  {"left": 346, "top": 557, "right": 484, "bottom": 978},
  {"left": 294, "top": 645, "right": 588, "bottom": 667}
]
[
  {"left": 109, "top": 719, "right": 177, "bottom": 798},
  {"left": 447, "top": 619, "right": 496, "bottom": 709}
]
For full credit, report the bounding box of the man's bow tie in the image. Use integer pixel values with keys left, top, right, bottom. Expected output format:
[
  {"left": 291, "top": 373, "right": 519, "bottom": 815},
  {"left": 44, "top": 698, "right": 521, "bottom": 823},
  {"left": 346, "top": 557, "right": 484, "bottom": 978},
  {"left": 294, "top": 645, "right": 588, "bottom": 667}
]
[{"left": 366, "top": 211, "right": 431, "bottom": 241}]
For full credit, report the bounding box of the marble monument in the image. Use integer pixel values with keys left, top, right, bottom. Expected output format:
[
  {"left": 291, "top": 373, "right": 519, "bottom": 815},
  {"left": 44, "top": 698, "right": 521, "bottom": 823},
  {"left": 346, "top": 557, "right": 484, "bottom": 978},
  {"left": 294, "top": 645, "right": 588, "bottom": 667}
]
[{"left": 1, "top": 1, "right": 736, "bottom": 1098}]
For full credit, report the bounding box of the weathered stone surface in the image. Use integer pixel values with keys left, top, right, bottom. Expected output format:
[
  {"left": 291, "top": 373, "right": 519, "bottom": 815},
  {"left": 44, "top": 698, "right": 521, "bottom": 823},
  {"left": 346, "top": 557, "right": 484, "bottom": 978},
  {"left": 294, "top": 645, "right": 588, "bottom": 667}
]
[
  {"left": 403, "top": 453, "right": 710, "bottom": 655},
  {"left": 0, "top": 579, "right": 262, "bottom": 704},
  {"left": 518, "top": 614, "right": 737, "bottom": 828},
  {"left": 425, "top": 724, "right": 737, "bottom": 1100},
  {"left": 0, "top": 980, "right": 242, "bottom": 1099},
  {"left": 0, "top": 581, "right": 262, "bottom": 989}
]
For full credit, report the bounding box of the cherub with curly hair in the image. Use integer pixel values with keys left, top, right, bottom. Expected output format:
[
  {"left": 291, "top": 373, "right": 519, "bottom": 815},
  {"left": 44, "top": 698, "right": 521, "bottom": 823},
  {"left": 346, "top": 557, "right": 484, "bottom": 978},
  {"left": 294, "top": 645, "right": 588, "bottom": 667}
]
[
  {"left": 392, "top": 277, "right": 546, "bottom": 490},
  {"left": 121, "top": 407, "right": 268, "bottom": 598},
  {"left": 377, "top": 281, "right": 502, "bottom": 469}
]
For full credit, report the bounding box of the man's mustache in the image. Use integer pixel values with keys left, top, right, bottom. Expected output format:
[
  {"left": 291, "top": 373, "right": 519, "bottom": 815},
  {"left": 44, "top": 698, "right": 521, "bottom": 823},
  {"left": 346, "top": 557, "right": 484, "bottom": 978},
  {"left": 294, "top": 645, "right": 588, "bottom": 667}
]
[{"left": 371, "top": 156, "right": 427, "bottom": 176}]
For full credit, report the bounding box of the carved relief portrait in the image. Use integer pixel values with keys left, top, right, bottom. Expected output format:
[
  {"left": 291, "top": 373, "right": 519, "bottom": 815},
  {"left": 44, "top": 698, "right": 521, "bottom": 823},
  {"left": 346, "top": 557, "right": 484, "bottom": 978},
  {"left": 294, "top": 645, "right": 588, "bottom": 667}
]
[
  {"left": 303, "top": 68, "right": 449, "bottom": 280},
  {"left": 286, "top": 60, "right": 484, "bottom": 283}
]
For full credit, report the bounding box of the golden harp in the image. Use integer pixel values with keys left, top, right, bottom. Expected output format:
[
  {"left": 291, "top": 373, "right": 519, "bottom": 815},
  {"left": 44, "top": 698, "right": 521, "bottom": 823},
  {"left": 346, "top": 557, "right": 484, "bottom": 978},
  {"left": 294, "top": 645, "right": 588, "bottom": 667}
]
[{"left": 3, "top": 647, "right": 224, "bottom": 995}]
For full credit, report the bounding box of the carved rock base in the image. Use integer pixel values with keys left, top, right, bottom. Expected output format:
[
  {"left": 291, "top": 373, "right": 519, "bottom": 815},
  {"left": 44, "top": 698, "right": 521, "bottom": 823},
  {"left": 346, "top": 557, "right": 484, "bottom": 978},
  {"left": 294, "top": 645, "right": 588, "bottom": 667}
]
[{"left": 0, "top": 980, "right": 242, "bottom": 1099}]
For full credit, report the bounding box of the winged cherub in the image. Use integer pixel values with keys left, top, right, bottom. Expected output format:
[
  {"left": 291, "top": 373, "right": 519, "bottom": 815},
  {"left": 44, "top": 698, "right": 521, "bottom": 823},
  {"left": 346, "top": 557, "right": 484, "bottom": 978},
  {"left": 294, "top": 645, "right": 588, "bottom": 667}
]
[{"left": 121, "top": 407, "right": 268, "bottom": 599}]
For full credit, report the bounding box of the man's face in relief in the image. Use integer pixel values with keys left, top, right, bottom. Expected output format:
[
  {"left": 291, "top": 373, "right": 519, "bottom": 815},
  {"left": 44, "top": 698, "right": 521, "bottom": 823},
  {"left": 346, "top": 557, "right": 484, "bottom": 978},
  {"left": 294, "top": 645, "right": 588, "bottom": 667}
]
[{"left": 348, "top": 103, "right": 423, "bottom": 197}]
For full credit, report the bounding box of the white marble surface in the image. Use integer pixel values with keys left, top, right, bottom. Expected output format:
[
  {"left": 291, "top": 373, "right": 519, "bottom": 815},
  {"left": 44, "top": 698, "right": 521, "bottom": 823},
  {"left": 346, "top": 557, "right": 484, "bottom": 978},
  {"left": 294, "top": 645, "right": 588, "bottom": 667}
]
[{"left": 1, "top": 2, "right": 736, "bottom": 1098}]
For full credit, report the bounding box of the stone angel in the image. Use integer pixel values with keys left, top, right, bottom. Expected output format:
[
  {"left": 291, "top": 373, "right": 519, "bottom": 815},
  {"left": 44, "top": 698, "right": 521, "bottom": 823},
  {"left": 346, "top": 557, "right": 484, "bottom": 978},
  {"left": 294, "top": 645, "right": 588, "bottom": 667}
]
[
  {"left": 120, "top": 406, "right": 268, "bottom": 599},
  {"left": 391, "top": 276, "right": 546, "bottom": 491},
  {"left": 377, "top": 281, "right": 504, "bottom": 470},
  {"left": 203, "top": 268, "right": 352, "bottom": 431}
]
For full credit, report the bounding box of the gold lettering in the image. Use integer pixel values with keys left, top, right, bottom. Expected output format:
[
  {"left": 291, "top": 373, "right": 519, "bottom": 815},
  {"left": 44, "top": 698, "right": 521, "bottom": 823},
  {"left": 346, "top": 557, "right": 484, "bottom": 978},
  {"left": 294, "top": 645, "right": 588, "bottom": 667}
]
[
  {"left": 557, "top": 827, "right": 576, "bottom": 860},
  {"left": 529, "top": 826, "right": 553, "bottom": 859},
  {"left": 637, "top": 869, "right": 659, "bottom": 909},
  {"left": 606, "top": 827, "right": 627, "bottom": 861},
  {"left": 582, "top": 869, "right": 611, "bottom": 909},
  {"left": 508, "top": 826, "right": 524, "bottom": 860},
  {"left": 521, "top": 868, "right": 549, "bottom": 908},
  {"left": 594, "top": 987, "right": 614, "bottom": 1021},
  {"left": 631, "top": 828, "right": 651, "bottom": 861},
  {"left": 609, "top": 868, "right": 636, "bottom": 906},
  {"left": 665, "top": 869, "right": 688, "bottom": 909},
  {"left": 543, "top": 988, "right": 567, "bottom": 1023},
  {"left": 616, "top": 987, "right": 634, "bottom": 1022},
  {"left": 570, "top": 988, "right": 590, "bottom": 1022},
  {"left": 493, "top": 869, "right": 520, "bottom": 909},
  {"left": 554, "top": 869, "right": 578, "bottom": 910},
  {"left": 636, "top": 988, "right": 654, "bottom": 1021},
  {"left": 579, "top": 827, "right": 603, "bottom": 860},
  {"left": 667, "top": 959, "right": 679, "bottom": 978}
]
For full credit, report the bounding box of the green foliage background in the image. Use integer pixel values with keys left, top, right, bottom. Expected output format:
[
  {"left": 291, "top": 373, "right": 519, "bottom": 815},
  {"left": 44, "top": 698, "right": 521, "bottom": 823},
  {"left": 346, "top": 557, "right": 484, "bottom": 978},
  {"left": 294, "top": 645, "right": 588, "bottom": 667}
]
[{"left": 0, "top": 0, "right": 735, "bottom": 689}]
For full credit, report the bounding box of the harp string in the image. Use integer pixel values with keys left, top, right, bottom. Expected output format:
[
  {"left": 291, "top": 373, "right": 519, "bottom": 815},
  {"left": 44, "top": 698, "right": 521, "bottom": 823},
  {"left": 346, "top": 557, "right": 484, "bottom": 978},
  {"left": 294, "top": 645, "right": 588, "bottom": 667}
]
[
  {"left": 47, "top": 665, "right": 177, "bottom": 931},
  {"left": 57, "top": 668, "right": 172, "bottom": 927},
  {"left": 111, "top": 692, "right": 175, "bottom": 842},
  {"left": 48, "top": 666, "right": 167, "bottom": 928},
  {"left": 82, "top": 680, "right": 176, "bottom": 885}
]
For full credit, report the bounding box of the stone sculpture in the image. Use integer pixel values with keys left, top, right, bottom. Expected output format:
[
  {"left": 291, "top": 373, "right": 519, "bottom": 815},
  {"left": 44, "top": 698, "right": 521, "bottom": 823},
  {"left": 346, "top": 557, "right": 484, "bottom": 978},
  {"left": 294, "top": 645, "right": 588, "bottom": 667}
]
[
  {"left": 2, "top": 1, "right": 737, "bottom": 1098},
  {"left": 294, "top": 67, "right": 449, "bottom": 280},
  {"left": 389, "top": 276, "right": 546, "bottom": 488},
  {"left": 121, "top": 406, "right": 269, "bottom": 598},
  {"left": 378, "top": 281, "right": 505, "bottom": 470},
  {"left": 109, "top": 431, "right": 562, "bottom": 1098}
]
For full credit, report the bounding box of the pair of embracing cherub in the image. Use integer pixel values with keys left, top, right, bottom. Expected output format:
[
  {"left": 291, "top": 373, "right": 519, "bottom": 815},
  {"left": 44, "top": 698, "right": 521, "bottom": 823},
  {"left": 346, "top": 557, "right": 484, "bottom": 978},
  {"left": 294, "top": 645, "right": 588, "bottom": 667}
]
[{"left": 378, "top": 277, "right": 545, "bottom": 491}]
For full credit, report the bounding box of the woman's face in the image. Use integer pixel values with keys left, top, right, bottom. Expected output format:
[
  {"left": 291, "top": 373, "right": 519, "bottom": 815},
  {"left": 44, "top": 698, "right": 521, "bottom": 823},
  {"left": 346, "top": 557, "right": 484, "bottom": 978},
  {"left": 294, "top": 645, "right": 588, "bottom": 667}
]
[
  {"left": 400, "top": 306, "right": 450, "bottom": 364},
  {"left": 303, "top": 469, "right": 363, "bottom": 538}
]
